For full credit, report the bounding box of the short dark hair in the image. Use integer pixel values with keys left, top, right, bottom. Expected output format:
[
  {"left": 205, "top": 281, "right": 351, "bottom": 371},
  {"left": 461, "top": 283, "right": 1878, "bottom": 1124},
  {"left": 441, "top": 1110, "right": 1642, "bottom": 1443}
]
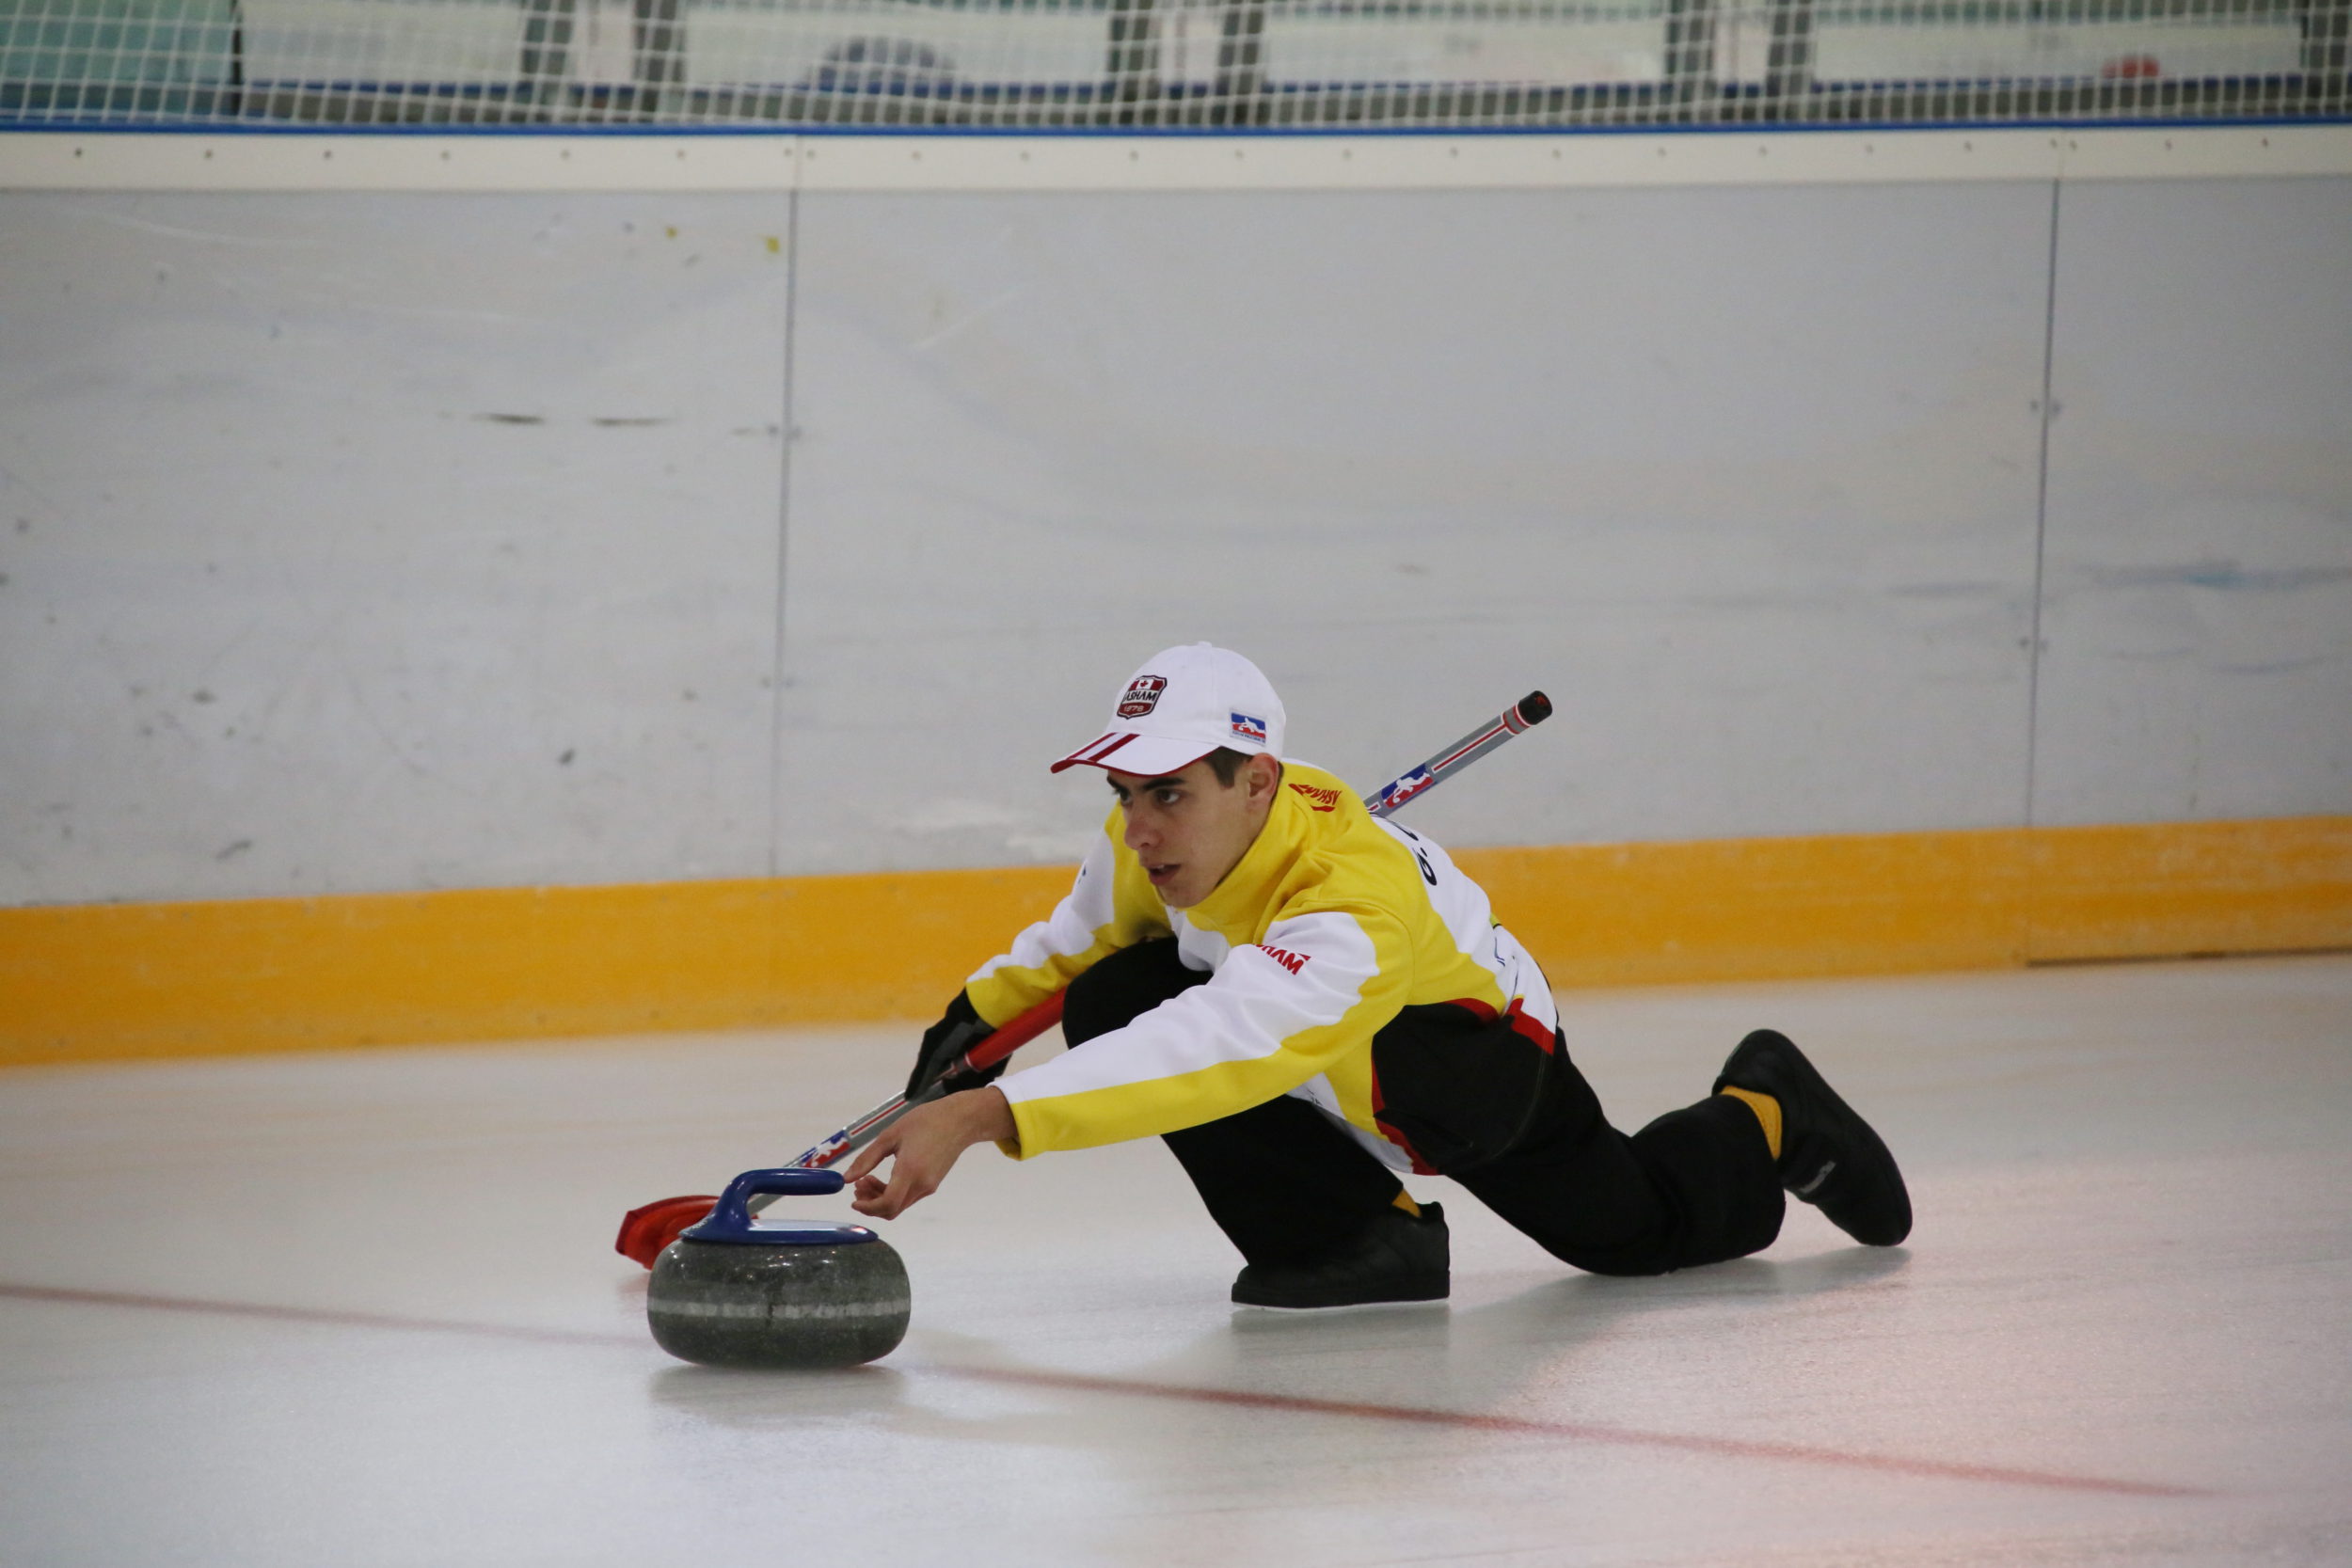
[{"left": 1202, "top": 748, "right": 1252, "bottom": 786}]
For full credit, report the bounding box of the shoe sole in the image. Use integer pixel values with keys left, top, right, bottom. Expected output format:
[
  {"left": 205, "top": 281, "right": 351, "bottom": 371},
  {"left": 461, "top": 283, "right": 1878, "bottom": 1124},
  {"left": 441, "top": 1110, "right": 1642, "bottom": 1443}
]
[
  {"left": 1231, "top": 1295, "right": 1451, "bottom": 1313},
  {"left": 1231, "top": 1281, "right": 1451, "bottom": 1311}
]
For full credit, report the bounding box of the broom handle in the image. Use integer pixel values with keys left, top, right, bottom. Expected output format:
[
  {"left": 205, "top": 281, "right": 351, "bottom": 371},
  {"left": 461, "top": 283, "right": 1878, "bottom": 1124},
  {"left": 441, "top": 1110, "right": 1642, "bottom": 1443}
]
[{"left": 756, "top": 690, "right": 1552, "bottom": 1205}]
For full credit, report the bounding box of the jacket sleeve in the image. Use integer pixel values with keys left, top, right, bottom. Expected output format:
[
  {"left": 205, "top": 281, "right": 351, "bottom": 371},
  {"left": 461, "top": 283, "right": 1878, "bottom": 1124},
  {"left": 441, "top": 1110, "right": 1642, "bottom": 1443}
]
[
  {"left": 963, "top": 814, "right": 1168, "bottom": 1029},
  {"left": 995, "top": 900, "right": 1411, "bottom": 1156}
]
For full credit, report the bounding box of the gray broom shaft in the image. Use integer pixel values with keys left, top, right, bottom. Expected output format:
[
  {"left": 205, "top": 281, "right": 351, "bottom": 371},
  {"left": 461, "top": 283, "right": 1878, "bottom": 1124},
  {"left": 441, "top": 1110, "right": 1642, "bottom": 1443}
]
[{"left": 1364, "top": 689, "right": 1549, "bottom": 818}]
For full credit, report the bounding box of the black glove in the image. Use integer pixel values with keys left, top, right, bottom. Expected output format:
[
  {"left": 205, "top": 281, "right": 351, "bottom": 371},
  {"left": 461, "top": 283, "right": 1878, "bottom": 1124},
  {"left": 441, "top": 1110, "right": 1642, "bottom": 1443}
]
[{"left": 905, "top": 990, "right": 1005, "bottom": 1100}]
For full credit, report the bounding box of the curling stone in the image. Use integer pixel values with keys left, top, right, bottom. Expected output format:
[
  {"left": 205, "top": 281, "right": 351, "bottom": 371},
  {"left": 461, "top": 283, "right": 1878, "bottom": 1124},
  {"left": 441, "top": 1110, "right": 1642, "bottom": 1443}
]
[{"left": 646, "top": 1167, "right": 910, "bottom": 1370}]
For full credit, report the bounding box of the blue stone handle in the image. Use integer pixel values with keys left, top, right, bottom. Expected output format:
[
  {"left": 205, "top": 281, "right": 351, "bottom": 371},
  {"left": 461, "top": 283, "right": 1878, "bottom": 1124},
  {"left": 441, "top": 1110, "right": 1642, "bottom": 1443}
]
[
  {"left": 716, "top": 1165, "right": 844, "bottom": 1220},
  {"left": 681, "top": 1166, "right": 856, "bottom": 1244}
]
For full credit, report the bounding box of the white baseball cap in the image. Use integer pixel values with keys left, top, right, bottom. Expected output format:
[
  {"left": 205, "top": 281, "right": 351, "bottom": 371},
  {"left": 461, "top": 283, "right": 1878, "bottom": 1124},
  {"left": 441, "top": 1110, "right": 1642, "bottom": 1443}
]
[{"left": 1050, "top": 643, "right": 1287, "bottom": 777}]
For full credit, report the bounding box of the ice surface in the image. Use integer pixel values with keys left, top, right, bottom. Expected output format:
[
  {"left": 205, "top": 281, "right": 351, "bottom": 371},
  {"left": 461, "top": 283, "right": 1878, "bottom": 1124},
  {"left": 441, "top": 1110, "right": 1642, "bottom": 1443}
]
[{"left": 3, "top": 956, "right": 2347, "bottom": 1566}]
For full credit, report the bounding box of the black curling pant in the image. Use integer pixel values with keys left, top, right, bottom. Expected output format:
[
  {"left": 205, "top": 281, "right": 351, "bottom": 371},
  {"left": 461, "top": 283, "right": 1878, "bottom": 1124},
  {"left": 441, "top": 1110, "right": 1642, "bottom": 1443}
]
[{"left": 1059, "top": 939, "right": 1785, "bottom": 1276}]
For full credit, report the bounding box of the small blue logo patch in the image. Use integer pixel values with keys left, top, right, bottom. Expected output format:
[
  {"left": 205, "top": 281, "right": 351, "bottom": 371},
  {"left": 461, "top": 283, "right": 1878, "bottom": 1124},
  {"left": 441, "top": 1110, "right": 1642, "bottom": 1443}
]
[
  {"left": 1230, "top": 712, "right": 1268, "bottom": 744},
  {"left": 1375, "top": 767, "right": 1435, "bottom": 812}
]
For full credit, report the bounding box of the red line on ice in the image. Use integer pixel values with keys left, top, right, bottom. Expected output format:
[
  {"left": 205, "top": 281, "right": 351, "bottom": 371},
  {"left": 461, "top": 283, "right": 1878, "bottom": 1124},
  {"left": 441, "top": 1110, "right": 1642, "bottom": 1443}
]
[
  {"left": 0, "top": 1280, "right": 643, "bottom": 1349},
  {"left": 0, "top": 1281, "right": 2206, "bottom": 1497},
  {"left": 926, "top": 1365, "right": 2209, "bottom": 1498}
]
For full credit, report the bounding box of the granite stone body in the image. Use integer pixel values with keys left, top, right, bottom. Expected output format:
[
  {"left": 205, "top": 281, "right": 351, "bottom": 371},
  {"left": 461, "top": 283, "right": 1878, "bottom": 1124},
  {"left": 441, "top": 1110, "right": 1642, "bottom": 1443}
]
[{"left": 646, "top": 1233, "right": 912, "bottom": 1369}]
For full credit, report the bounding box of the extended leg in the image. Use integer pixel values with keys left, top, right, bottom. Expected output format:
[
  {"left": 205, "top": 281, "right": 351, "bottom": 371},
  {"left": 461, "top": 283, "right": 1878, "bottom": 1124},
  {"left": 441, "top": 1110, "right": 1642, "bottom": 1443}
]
[
  {"left": 1458, "top": 1085, "right": 1787, "bottom": 1276},
  {"left": 1372, "top": 1006, "right": 1786, "bottom": 1276}
]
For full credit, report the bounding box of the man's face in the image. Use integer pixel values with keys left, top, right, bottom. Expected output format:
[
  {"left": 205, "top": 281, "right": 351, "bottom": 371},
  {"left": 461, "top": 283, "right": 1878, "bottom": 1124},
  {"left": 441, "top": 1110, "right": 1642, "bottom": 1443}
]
[{"left": 1105, "top": 753, "right": 1279, "bottom": 909}]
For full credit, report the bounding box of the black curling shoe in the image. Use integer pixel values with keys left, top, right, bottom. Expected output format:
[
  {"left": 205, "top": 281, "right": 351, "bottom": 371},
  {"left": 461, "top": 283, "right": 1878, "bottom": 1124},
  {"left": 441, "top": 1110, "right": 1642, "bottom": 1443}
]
[
  {"left": 1231, "top": 1203, "right": 1451, "bottom": 1309},
  {"left": 1716, "top": 1030, "right": 1913, "bottom": 1246}
]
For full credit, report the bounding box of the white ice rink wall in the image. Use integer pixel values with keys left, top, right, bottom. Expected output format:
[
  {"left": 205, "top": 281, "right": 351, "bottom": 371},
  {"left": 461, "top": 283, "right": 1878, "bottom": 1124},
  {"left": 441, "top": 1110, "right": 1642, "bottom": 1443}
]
[{"left": 2, "top": 129, "right": 2349, "bottom": 1057}]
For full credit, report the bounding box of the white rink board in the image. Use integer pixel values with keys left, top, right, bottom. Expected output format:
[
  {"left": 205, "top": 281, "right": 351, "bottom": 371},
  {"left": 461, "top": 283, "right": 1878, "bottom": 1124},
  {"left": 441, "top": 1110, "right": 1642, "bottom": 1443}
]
[
  {"left": 2034, "top": 178, "right": 2352, "bottom": 828},
  {"left": 776, "top": 182, "right": 2052, "bottom": 871},
  {"left": 2, "top": 174, "right": 2348, "bottom": 902},
  {"left": 0, "top": 193, "right": 789, "bottom": 902}
]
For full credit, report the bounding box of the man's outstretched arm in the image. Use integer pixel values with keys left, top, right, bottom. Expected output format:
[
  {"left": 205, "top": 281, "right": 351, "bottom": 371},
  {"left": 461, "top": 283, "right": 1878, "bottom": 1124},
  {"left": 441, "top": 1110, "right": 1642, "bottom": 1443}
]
[{"left": 845, "top": 1086, "right": 1019, "bottom": 1220}]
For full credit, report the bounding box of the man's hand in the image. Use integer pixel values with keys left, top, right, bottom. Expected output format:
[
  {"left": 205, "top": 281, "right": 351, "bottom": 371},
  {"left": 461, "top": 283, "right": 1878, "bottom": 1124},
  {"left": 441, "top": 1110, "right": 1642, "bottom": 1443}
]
[{"left": 846, "top": 1086, "right": 1019, "bottom": 1220}]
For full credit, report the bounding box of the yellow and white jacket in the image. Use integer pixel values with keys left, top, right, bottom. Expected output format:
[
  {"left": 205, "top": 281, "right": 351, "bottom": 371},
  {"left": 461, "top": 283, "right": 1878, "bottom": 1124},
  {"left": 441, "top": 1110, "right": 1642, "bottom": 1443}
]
[{"left": 970, "top": 762, "right": 1559, "bottom": 1168}]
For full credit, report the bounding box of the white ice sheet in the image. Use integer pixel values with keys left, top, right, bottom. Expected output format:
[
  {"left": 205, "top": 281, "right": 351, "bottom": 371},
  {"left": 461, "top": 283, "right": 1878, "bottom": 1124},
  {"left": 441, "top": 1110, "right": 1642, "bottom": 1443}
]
[{"left": 3, "top": 956, "right": 2347, "bottom": 1565}]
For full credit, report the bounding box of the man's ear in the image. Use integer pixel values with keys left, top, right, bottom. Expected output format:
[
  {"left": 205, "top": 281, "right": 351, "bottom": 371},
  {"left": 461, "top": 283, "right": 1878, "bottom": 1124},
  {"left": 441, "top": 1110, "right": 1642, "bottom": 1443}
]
[{"left": 1245, "top": 752, "right": 1282, "bottom": 804}]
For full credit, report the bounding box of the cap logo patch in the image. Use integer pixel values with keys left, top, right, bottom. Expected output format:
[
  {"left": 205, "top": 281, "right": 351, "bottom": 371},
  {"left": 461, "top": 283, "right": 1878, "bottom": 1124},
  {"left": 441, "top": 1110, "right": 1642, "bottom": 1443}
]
[
  {"left": 1116, "top": 675, "right": 1166, "bottom": 720},
  {"left": 1230, "top": 712, "right": 1268, "bottom": 745}
]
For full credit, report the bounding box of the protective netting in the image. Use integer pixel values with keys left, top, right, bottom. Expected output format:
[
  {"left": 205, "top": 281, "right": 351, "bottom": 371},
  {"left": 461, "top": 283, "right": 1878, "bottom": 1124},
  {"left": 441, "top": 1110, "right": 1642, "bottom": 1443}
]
[{"left": 1, "top": 0, "right": 2344, "bottom": 129}]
